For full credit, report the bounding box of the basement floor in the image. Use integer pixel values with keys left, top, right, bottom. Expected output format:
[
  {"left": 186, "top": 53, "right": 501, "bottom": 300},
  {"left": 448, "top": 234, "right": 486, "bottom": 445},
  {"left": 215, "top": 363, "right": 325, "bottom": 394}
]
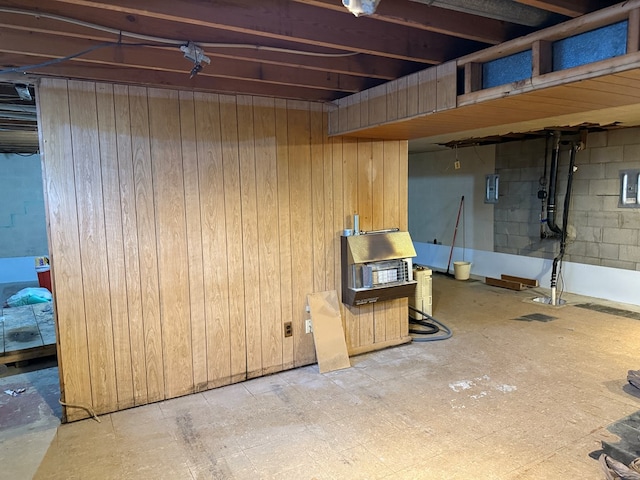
[{"left": 2, "top": 276, "right": 639, "bottom": 479}]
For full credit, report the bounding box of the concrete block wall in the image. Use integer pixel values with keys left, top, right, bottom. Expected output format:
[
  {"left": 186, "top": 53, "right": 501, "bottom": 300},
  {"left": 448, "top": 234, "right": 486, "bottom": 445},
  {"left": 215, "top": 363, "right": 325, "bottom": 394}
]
[
  {"left": 0, "top": 153, "right": 48, "bottom": 258},
  {"left": 495, "top": 127, "right": 640, "bottom": 271}
]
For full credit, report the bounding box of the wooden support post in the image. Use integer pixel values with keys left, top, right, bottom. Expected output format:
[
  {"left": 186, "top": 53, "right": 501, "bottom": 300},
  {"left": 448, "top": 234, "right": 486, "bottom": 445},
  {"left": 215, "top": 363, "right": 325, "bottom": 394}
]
[
  {"left": 464, "top": 62, "right": 483, "bottom": 94},
  {"left": 533, "top": 40, "right": 553, "bottom": 77},
  {"left": 628, "top": 8, "right": 640, "bottom": 54}
]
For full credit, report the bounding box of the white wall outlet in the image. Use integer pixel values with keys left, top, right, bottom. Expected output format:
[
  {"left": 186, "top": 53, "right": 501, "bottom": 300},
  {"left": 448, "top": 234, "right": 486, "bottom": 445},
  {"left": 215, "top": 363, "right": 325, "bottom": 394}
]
[{"left": 305, "top": 319, "right": 313, "bottom": 334}]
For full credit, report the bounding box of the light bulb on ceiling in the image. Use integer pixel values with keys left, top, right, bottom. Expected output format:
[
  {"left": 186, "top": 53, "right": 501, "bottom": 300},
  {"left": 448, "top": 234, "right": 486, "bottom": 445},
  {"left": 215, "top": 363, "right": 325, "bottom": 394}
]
[{"left": 342, "top": 0, "right": 382, "bottom": 17}]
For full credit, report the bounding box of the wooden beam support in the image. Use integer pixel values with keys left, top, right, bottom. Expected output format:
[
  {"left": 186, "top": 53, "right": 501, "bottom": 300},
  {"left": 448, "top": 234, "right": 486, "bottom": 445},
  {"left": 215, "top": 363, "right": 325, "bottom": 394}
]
[
  {"left": 0, "top": 29, "right": 373, "bottom": 94},
  {"left": 13, "top": 0, "right": 484, "bottom": 63},
  {"left": 292, "top": 0, "right": 528, "bottom": 45},
  {"left": 0, "top": 53, "right": 343, "bottom": 101},
  {"left": 532, "top": 40, "right": 553, "bottom": 76},
  {"left": 628, "top": 8, "right": 640, "bottom": 54},
  {"left": 513, "top": 0, "right": 598, "bottom": 18},
  {"left": 0, "top": 12, "right": 416, "bottom": 81},
  {"left": 464, "top": 62, "right": 483, "bottom": 94}
]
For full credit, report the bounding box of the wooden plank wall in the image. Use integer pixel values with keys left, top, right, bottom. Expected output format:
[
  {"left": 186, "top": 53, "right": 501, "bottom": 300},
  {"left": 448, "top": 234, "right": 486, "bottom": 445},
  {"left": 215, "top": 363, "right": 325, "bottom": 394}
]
[
  {"left": 331, "top": 60, "right": 457, "bottom": 135},
  {"left": 37, "top": 78, "right": 409, "bottom": 421}
]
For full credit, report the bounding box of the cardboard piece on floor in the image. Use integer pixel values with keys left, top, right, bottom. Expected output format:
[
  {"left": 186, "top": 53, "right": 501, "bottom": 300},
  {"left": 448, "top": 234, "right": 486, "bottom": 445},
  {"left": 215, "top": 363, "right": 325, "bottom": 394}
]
[{"left": 307, "top": 290, "right": 351, "bottom": 374}]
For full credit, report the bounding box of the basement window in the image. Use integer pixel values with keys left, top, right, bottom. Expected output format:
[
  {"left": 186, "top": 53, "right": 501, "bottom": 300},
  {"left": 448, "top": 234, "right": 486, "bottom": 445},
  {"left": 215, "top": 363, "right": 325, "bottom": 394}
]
[
  {"left": 552, "top": 21, "right": 628, "bottom": 71},
  {"left": 482, "top": 50, "right": 532, "bottom": 89}
]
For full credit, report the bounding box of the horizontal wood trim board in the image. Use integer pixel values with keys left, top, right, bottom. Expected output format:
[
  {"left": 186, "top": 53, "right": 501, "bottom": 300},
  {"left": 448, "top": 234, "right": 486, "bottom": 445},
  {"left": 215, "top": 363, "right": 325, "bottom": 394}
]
[{"left": 37, "top": 78, "right": 409, "bottom": 421}]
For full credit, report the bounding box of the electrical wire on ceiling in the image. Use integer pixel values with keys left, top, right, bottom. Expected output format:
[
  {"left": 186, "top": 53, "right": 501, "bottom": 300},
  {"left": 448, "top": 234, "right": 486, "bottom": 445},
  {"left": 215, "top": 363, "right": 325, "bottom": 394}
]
[
  {"left": 0, "top": 7, "right": 360, "bottom": 58},
  {"left": 0, "top": 42, "right": 160, "bottom": 76}
]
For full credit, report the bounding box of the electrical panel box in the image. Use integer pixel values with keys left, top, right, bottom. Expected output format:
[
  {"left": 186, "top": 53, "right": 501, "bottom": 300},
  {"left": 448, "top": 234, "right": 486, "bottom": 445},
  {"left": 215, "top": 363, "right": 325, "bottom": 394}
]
[
  {"left": 619, "top": 170, "right": 640, "bottom": 208},
  {"left": 485, "top": 174, "right": 499, "bottom": 204}
]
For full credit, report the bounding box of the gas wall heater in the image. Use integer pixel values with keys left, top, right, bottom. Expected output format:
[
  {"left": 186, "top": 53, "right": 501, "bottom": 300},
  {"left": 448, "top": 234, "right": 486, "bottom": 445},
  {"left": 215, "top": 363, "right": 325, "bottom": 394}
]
[{"left": 341, "top": 230, "right": 417, "bottom": 306}]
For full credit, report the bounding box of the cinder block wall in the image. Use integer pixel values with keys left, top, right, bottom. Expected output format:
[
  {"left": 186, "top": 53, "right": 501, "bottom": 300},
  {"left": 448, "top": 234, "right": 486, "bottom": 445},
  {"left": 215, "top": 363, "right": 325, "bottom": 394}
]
[
  {"left": 495, "top": 127, "right": 640, "bottom": 270},
  {"left": 0, "top": 153, "right": 48, "bottom": 258}
]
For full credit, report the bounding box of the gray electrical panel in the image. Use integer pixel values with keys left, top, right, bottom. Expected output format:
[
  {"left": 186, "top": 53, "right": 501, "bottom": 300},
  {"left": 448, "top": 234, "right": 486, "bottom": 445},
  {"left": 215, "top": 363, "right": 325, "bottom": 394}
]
[{"left": 619, "top": 170, "right": 640, "bottom": 208}]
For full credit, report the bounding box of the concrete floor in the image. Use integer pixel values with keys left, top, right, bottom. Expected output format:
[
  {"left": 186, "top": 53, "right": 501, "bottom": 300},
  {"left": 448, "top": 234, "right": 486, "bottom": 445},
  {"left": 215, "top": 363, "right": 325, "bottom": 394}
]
[{"left": 1, "top": 276, "right": 639, "bottom": 479}]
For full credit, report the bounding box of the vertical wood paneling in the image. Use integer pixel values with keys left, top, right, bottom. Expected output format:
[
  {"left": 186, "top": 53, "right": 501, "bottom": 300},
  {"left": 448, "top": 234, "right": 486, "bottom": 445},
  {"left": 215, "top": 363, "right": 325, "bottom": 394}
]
[
  {"left": 68, "top": 80, "right": 118, "bottom": 413},
  {"left": 357, "top": 140, "right": 374, "bottom": 347},
  {"left": 237, "top": 95, "right": 263, "bottom": 378},
  {"left": 383, "top": 141, "right": 403, "bottom": 341},
  {"left": 386, "top": 81, "right": 399, "bottom": 122},
  {"left": 196, "top": 93, "right": 232, "bottom": 387},
  {"left": 407, "top": 73, "right": 419, "bottom": 117},
  {"left": 148, "top": 88, "right": 193, "bottom": 398},
  {"left": 39, "top": 80, "right": 409, "bottom": 420},
  {"left": 371, "top": 140, "right": 386, "bottom": 343},
  {"left": 369, "top": 84, "right": 387, "bottom": 125},
  {"left": 359, "top": 90, "right": 369, "bottom": 128},
  {"left": 219, "top": 95, "right": 247, "bottom": 383},
  {"left": 253, "top": 96, "right": 282, "bottom": 374},
  {"left": 311, "top": 106, "right": 326, "bottom": 293},
  {"left": 342, "top": 138, "right": 360, "bottom": 350},
  {"left": 39, "top": 79, "right": 92, "bottom": 422},
  {"left": 96, "top": 83, "right": 134, "bottom": 409},
  {"left": 346, "top": 93, "right": 360, "bottom": 131},
  {"left": 396, "top": 76, "right": 409, "bottom": 119},
  {"left": 113, "top": 85, "right": 147, "bottom": 405},
  {"left": 418, "top": 67, "right": 437, "bottom": 115},
  {"left": 332, "top": 137, "right": 344, "bottom": 298},
  {"left": 129, "top": 86, "right": 164, "bottom": 403},
  {"left": 398, "top": 140, "right": 410, "bottom": 338},
  {"left": 288, "top": 100, "right": 315, "bottom": 366},
  {"left": 436, "top": 61, "right": 458, "bottom": 111},
  {"left": 275, "top": 98, "right": 294, "bottom": 370},
  {"left": 323, "top": 107, "right": 335, "bottom": 292},
  {"left": 178, "top": 91, "right": 207, "bottom": 392}
]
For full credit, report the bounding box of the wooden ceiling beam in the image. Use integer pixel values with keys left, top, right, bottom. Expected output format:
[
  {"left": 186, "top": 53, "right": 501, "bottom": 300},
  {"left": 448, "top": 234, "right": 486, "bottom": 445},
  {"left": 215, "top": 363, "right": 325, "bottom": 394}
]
[
  {"left": 8, "top": 0, "right": 486, "bottom": 63},
  {"left": 513, "top": 0, "right": 606, "bottom": 18},
  {"left": 0, "top": 12, "right": 418, "bottom": 80},
  {"left": 0, "top": 53, "right": 342, "bottom": 102},
  {"left": 294, "top": 0, "right": 531, "bottom": 45},
  {"left": 0, "top": 29, "right": 376, "bottom": 93}
]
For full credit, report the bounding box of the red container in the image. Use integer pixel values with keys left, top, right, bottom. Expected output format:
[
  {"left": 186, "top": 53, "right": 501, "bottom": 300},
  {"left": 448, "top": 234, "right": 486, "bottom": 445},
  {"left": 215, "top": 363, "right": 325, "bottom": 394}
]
[{"left": 36, "top": 266, "right": 52, "bottom": 292}]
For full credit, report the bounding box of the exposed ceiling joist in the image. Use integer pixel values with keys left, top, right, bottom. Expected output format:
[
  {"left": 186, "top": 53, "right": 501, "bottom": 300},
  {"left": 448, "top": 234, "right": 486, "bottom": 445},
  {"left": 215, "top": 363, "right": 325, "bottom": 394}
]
[
  {"left": 0, "top": 12, "right": 420, "bottom": 81},
  {"left": 409, "top": 0, "right": 565, "bottom": 27},
  {"left": 0, "top": 29, "right": 377, "bottom": 94},
  {"left": 293, "top": 0, "right": 531, "bottom": 45},
  {"left": 2, "top": 0, "right": 486, "bottom": 63},
  {"left": 513, "top": 0, "right": 602, "bottom": 18},
  {"left": 0, "top": 0, "right": 626, "bottom": 154}
]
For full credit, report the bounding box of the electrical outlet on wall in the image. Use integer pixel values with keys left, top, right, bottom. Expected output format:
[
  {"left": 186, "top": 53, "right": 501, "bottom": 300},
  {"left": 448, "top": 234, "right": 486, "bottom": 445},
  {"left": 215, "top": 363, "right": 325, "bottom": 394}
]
[
  {"left": 305, "top": 319, "right": 313, "bottom": 334},
  {"left": 284, "top": 322, "right": 292, "bottom": 337}
]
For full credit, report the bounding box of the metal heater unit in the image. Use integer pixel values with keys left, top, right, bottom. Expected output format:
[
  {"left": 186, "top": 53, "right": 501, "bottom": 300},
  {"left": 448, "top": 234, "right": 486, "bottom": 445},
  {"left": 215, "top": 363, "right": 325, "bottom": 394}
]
[{"left": 341, "top": 230, "right": 417, "bottom": 306}]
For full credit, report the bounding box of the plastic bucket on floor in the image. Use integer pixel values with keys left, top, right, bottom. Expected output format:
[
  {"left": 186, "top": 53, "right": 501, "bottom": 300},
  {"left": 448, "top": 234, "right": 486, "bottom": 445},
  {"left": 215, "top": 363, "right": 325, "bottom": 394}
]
[
  {"left": 453, "top": 261, "right": 471, "bottom": 281},
  {"left": 35, "top": 256, "right": 52, "bottom": 292}
]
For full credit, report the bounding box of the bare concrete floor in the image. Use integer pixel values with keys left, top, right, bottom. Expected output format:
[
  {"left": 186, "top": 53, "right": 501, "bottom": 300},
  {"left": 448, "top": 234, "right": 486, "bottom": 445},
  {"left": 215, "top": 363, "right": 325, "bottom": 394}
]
[{"left": 2, "top": 276, "right": 639, "bottom": 479}]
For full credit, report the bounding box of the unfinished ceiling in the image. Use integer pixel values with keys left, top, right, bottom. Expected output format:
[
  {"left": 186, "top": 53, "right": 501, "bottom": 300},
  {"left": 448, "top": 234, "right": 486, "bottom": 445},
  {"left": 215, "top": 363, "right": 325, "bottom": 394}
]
[{"left": 0, "top": 0, "right": 623, "bottom": 152}]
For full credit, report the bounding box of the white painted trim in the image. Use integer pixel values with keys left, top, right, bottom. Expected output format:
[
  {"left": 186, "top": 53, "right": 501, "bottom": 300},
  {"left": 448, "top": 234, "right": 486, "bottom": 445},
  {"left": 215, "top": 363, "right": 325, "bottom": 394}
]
[{"left": 414, "top": 241, "right": 640, "bottom": 306}]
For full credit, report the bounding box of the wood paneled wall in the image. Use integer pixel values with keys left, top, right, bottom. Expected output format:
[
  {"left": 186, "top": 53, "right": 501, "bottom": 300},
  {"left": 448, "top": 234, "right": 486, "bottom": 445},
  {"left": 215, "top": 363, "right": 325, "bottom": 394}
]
[{"left": 38, "top": 78, "right": 409, "bottom": 421}]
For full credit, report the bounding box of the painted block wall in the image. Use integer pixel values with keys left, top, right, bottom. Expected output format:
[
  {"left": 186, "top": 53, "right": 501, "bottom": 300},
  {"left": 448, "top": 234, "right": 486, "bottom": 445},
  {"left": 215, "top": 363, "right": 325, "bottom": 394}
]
[
  {"left": 408, "top": 144, "right": 495, "bottom": 255},
  {"left": 0, "top": 153, "right": 48, "bottom": 258},
  {"left": 495, "top": 128, "right": 640, "bottom": 271}
]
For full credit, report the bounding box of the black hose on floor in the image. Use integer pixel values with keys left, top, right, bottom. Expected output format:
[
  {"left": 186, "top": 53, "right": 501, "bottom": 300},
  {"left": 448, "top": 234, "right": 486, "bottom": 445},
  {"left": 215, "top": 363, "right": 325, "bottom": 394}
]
[{"left": 408, "top": 305, "right": 452, "bottom": 342}]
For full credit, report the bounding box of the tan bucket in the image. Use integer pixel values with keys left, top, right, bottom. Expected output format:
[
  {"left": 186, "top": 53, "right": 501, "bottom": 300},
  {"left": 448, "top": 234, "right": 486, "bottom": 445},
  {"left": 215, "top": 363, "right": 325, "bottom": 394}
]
[{"left": 453, "top": 261, "right": 471, "bottom": 280}]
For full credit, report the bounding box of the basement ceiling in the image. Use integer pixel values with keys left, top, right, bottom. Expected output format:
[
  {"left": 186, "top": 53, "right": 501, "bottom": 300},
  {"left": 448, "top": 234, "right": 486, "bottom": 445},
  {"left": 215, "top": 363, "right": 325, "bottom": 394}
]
[{"left": 0, "top": 0, "right": 621, "bottom": 152}]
